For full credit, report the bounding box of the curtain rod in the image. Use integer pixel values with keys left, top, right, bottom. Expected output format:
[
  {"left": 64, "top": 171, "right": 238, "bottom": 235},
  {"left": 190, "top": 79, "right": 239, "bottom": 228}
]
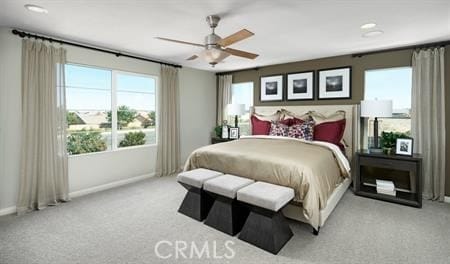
[
  {"left": 12, "top": 29, "right": 182, "bottom": 68},
  {"left": 352, "top": 40, "right": 450, "bottom": 57}
]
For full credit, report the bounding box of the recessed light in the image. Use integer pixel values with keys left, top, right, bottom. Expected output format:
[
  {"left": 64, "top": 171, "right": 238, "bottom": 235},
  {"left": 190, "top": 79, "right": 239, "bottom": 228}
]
[
  {"left": 24, "top": 4, "right": 48, "bottom": 14},
  {"left": 362, "top": 30, "right": 384, "bottom": 38},
  {"left": 360, "top": 23, "right": 377, "bottom": 29}
]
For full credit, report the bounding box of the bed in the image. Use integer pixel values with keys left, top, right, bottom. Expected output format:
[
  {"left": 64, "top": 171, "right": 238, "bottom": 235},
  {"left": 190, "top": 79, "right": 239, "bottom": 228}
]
[{"left": 184, "top": 105, "right": 359, "bottom": 231}]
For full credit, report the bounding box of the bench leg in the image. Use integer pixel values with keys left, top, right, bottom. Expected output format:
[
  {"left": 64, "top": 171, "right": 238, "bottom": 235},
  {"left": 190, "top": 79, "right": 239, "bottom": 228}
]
[
  {"left": 313, "top": 227, "right": 320, "bottom": 236},
  {"left": 238, "top": 206, "right": 293, "bottom": 254},
  {"left": 178, "top": 183, "right": 214, "bottom": 221},
  {"left": 204, "top": 195, "right": 249, "bottom": 236}
]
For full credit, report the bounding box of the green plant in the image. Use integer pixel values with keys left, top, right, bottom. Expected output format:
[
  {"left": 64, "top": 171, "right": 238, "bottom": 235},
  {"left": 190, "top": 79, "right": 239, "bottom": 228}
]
[
  {"left": 119, "top": 131, "right": 146, "bottom": 147},
  {"left": 214, "top": 126, "right": 222, "bottom": 137},
  {"left": 380, "top": 131, "right": 409, "bottom": 149},
  {"left": 67, "top": 129, "right": 107, "bottom": 155},
  {"left": 107, "top": 105, "right": 137, "bottom": 129}
]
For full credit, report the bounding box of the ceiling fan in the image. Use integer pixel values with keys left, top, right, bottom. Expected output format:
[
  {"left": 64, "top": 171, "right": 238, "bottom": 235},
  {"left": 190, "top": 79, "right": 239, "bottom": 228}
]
[{"left": 156, "top": 15, "right": 258, "bottom": 67}]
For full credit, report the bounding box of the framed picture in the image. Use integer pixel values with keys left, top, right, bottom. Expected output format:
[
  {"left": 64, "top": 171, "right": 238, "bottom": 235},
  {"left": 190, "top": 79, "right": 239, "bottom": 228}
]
[
  {"left": 396, "top": 138, "right": 413, "bottom": 156},
  {"left": 318, "top": 66, "right": 351, "bottom": 100},
  {"left": 286, "top": 71, "right": 314, "bottom": 101},
  {"left": 229, "top": 127, "right": 240, "bottom": 139},
  {"left": 260, "top": 75, "right": 283, "bottom": 102}
]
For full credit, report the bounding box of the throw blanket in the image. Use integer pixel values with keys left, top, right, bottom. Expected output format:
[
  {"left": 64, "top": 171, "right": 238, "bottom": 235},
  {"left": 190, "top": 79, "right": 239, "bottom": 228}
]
[{"left": 184, "top": 136, "right": 351, "bottom": 229}]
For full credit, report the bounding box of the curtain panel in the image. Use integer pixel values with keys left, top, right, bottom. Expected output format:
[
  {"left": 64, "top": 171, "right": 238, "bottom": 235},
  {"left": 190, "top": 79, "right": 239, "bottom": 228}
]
[
  {"left": 156, "top": 65, "right": 180, "bottom": 176},
  {"left": 411, "top": 47, "right": 446, "bottom": 201},
  {"left": 216, "top": 74, "right": 232, "bottom": 125},
  {"left": 17, "top": 39, "right": 69, "bottom": 213}
]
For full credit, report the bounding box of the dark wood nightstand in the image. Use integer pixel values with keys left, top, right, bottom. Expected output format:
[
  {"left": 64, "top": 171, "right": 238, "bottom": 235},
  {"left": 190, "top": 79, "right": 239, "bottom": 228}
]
[
  {"left": 211, "top": 137, "right": 236, "bottom": 144},
  {"left": 354, "top": 150, "right": 422, "bottom": 208}
]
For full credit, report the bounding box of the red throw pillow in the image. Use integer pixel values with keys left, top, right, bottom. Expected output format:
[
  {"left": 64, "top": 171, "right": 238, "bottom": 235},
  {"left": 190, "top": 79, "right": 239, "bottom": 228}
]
[
  {"left": 313, "top": 119, "right": 346, "bottom": 149},
  {"left": 251, "top": 115, "right": 271, "bottom": 135}
]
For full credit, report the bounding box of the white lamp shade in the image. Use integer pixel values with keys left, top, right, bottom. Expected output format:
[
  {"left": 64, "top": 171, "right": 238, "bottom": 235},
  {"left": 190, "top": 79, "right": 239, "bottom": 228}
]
[
  {"left": 227, "top": 104, "right": 245, "bottom": 116},
  {"left": 360, "top": 100, "right": 393, "bottom": 118}
]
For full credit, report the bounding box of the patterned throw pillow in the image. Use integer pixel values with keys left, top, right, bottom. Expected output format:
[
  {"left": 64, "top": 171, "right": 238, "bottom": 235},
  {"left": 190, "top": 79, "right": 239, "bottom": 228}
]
[
  {"left": 269, "top": 122, "right": 289, "bottom": 137},
  {"left": 287, "top": 118, "right": 315, "bottom": 141}
]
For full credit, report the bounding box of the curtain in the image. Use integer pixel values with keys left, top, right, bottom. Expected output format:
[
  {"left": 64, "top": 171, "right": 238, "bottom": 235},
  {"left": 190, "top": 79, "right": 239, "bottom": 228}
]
[
  {"left": 411, "top": 47, "right": 446, "bottom": 201},
  {"left": 17, "top": 39, "right": 69, "bottom": 213},
  {"left": 156, "top": 65, "right": 180, "bottom": 177},
  {"left": 217, "top": 74, "right": 232, "bottom": 125}
]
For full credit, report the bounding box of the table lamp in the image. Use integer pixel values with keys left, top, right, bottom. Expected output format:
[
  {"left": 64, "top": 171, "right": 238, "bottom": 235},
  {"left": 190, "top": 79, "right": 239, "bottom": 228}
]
[
  {"left": 360, "top": 99, "right": 393, "bottom": 153},
  {"left": 227, "top": 103, "right": 245, "bottom": 128}
]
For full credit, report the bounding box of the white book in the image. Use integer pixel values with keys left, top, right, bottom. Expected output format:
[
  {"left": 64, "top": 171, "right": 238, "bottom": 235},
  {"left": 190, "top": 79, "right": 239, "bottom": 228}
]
[
  {"left": 376, "top": 179, "right": 395, "bottom": 190},
  {"left": 376, "top": 188, "right": 396, "bottom": 196}
]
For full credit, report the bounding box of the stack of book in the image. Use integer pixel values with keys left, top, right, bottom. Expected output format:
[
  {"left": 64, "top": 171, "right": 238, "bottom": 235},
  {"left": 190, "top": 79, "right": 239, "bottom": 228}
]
[{"left": 376, "top": 180, "right": 396, "bottom": 196}]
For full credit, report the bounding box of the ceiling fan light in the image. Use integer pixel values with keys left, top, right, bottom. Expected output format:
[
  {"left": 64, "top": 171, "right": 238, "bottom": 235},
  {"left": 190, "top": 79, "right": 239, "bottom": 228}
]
[{"left": 201, "top": 48, "right": 229, "bottom": 63}]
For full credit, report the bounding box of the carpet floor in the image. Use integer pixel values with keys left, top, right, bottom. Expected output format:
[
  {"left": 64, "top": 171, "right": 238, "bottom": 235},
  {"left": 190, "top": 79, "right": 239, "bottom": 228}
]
[{"left": 1, "top": 176, "right": 449, "bottom": 264}]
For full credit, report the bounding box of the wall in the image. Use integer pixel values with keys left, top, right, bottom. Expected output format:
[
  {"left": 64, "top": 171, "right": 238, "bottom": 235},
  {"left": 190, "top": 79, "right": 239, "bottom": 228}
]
[
  {"left": 230, "top": 46, "right": 450, "bottom": 196},
  {"left": 0, "top": 27, "right": 216, "bottom": 213}
]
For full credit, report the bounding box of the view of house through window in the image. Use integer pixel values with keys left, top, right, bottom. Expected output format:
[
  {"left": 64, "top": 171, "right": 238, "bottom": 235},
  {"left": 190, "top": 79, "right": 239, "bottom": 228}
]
[
  {"left": 66, "top": 64, "right": 156, "bottom": 155},
  {"left": 231, "top": 82, "right": 254, "bottom": 135},
  {"left": 364, "top": 67, "right": 412, "bottom": 146}
]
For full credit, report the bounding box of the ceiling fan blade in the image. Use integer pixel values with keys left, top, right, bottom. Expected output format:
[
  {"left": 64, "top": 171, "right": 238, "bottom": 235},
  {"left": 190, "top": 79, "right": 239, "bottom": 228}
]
[
  {"left": 186, "top": 55, "right": 198, "bottom": 60},
  {"left": 155, "top": 37, "right": 204, "bottom": 48},
  {"left": 224, "top": 48, "right": 259, "bottom": 59},
  {"left": 217, "top": 29, "right": 254, "bottom": 47}
]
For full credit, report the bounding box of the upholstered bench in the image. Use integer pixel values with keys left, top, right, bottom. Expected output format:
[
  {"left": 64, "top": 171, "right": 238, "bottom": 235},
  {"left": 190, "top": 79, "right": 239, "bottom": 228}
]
[
  {"left": 203, "top": 174, "right": 254, "bottom": 235},
  {"left": 177, "top": 168, "right": 223, "bottom": 221},
  {"left": 237, "top": 181, "right": 294, "bottom": 254}
]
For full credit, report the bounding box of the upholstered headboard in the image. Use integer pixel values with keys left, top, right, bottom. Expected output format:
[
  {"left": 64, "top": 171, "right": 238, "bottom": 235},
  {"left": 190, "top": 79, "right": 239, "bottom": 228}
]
[{"left": 250, "top": 105, "right": 359, "bottom": 161}]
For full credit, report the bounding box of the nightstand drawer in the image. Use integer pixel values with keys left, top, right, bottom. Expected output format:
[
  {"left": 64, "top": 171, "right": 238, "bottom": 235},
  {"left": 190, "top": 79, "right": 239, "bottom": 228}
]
[{"left": 359, "top": 156, "right": 416, "bottom": 171}]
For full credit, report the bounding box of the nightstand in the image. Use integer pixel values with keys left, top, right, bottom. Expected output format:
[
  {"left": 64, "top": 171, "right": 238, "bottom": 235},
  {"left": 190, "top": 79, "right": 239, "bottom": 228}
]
[
  {"left": 211, "top": 137, "right": 236, "bottom": 144},
  {"left": 354, "top": 150, "right": 422, "bottom": 208}
]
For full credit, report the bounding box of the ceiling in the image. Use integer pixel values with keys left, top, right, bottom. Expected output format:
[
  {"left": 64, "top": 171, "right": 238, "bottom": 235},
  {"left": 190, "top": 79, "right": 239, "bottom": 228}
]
[{"left": 1, "top": 0, "right": 449, "bottom": 72}]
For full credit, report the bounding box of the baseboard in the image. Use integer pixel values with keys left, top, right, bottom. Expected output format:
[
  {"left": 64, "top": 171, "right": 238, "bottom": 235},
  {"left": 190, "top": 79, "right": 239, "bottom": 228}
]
[
  {"left": 445, "top": 196, "right": 450, "bottom": 204},
  {"left": 70, "top": 173, "right": 155, "bottom": 198},
  {"left": 0, "top": 173, "right": 155, "bottom": 216},
  {"left": 0, "top": 206, "right": 17, "bottom": 216}
]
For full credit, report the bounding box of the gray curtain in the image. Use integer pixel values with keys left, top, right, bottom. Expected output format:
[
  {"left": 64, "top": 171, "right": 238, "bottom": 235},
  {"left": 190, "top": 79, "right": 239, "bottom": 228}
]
[
  {"left": 411, "top": 47, "right": 446, "bottom": 201},
  {"left": 217, "top": 74, "right": 232, "bottom": 125},
  {"left": 17, "top": 39, "right": 69, "bottom": 213},
  {"left": 156, "top": 65, "right": 180, "bottom": 176}
]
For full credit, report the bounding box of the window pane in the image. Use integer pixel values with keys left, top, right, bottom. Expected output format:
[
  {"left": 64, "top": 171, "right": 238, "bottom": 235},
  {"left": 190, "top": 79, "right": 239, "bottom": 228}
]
[
  {"left": 364, "top": 67, "right": 412, "bottom": 147},
  {"left": 66, "top": 64, "right": 111, "bottom": 90},
  {"left": 66, "top": 64, "right": 112, "bottom": 155},
  {"left": 116, "top": 73, "right": 156, "bottom": 148},
  {"left": 231, "top": 82, "right": 253, "bottom": 136},
  {"left": 365, "top": 67, "right": 412, "bottom": 114}
]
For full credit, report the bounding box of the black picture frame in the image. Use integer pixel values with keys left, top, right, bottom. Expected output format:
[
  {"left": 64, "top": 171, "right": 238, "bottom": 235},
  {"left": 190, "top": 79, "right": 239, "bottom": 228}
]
[
  {"left": 286, "top": 71, "right": 315, "bottom": 101},
  {"left": 396, "top": 138, "right": 414, "bottom": 156},
  {"left": 317, "top": 66, "right": 352, "bottom": 100},
  {"left": 229, "top": 127, "right": 240, "bottom": 139},
  {"left": 260, "top": 74, "right": 284, "bottom": 102}
]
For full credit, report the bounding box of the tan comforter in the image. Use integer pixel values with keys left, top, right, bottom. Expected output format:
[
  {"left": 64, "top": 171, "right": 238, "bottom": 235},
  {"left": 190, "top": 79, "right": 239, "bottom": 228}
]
[{"left": 184, "top": 136, "right": 351, "bottom": 229}]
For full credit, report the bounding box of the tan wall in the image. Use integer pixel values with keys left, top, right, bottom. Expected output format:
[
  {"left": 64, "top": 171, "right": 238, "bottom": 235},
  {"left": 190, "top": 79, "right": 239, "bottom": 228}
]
[{"left": 229, "top": 46, "right": 450, "bottom": 196}]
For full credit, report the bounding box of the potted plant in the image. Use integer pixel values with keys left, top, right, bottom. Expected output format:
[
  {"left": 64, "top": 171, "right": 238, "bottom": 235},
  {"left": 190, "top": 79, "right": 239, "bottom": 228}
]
[{"left": 380, "top": 131, "right": 409, "bottom": 155}]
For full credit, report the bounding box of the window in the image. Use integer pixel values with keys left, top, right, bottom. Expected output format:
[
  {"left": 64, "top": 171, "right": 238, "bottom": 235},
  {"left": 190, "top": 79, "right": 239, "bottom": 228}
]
[
  {"left": 231, "top": 82, "right": 254, "bottom": 135},
  {"left": 66, "top": 64, "right": 157, "bottom": 155},
  {"left": 364, "top": 67, "right": 412, "bottom": 145}
]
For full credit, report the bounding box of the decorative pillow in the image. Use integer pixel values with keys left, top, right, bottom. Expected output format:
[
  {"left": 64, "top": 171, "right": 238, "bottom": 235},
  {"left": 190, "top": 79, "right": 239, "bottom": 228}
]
[
  {"left": 269, "top": 122, "right": 289, "bottom": 137},
  {"left": 280, "top": 109, "right": 309, "bottom": 122},
  {"left": 313, "top": 119, "right": 346, "bottom": 149},
  {"left": 253, "top": 110, "right": 281, "bottom": 122},
  {"left": 288, "top": 118, "right": 315, "bottom": 141},
  {"left": 251, "top": 115, "right": 271, "bottom": 135},
  {"left": 309, "top": 110, "right": 346, "bottom": 125}
]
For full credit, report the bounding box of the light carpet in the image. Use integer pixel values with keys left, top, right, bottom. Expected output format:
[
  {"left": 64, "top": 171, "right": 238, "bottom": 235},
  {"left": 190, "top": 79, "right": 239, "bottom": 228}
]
[{"left": 1, "top": 176, "right": 449, "bottom": 264}]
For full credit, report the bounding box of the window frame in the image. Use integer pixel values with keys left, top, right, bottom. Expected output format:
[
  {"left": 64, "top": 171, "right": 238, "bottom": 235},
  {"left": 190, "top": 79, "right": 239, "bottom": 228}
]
[{"left": 65, "top": 63, "right": 158, "bottom": 156}]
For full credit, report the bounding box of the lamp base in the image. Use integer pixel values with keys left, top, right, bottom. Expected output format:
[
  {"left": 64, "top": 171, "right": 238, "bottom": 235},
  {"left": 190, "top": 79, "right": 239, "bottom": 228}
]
[{"left": 368, "top": 148, "right": 383, "bottom": 154}]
